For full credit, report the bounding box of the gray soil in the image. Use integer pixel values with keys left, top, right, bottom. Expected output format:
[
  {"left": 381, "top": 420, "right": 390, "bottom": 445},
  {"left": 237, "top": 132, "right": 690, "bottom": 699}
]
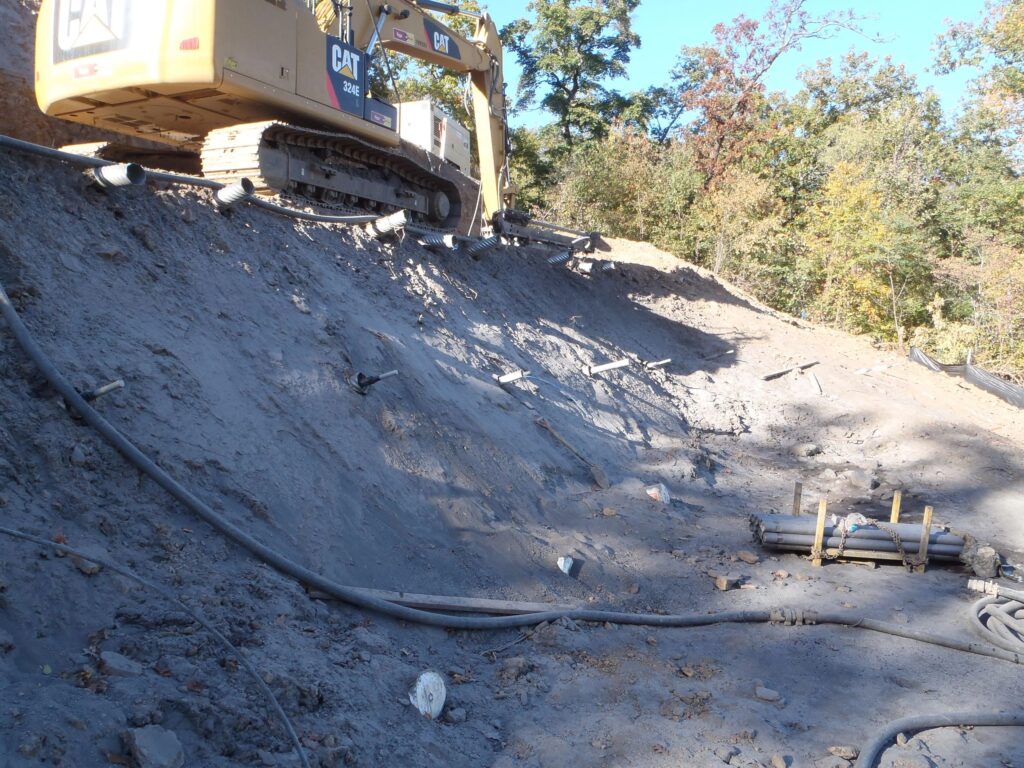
[{"left": 2, "top": 3, "right": 1023, "bottom": 768}]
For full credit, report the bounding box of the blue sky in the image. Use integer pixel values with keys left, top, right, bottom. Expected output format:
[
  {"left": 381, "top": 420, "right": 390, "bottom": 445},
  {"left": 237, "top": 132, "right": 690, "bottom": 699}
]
[{"left": 480, "top": 0, "right": 987, "bottom": 127}]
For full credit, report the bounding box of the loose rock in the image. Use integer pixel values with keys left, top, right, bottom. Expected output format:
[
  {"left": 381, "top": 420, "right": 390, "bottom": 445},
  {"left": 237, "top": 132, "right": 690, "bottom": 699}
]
[
  {"left": 123, "top": 725, "right": 185, "bottom": 768},
  {"left": 444, "top": 707, "right": 467, "bottom": 724},
  {"left": 736, "top": 550, "right": 760, "bottom": 565},
  {"left": 771, "top": 755, "right": 788, "bottom": 768},
  {"left": 753, "top": 685, "right": 781, "bottom": 703},
  {"left": 714, "top": 745, "right": 740, "bottom": 763},
  {"left": 792, "top": 443, "right": 823, "bottom": 458},
  {"left": 828, "top": 745, "right": 859, "bottom": 760},
  {"left": 100, "top": 651, "right": 143, "bottom": 677},
  {"left": 715, "top": 574, "right": 741, "bottom": 591}
]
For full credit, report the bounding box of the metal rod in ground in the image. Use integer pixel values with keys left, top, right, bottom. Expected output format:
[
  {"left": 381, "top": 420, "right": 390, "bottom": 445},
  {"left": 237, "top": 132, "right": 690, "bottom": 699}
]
[
  {"left": 762, "top": 360, "right": 819, "bottom": 381},
  {"left": 83, "top": 379, "right": 125, "bottom": 402},
  {"left": 586, "top": 358, "right": 630, "bottom": 376},
  {"left": 644, "top": 359, "right": 671, "bottom": 370},
  {"left": 493, "top": 370, "right": 529, "bottom": 385},
  {"left": 354, "top": 370, "right": 398, "bottom": 394}
]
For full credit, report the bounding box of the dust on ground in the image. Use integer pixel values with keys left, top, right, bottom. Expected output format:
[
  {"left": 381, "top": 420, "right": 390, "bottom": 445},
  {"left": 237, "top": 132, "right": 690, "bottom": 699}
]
[{"left": 0, "top": 142, "right": 1022, "bottom": 768}]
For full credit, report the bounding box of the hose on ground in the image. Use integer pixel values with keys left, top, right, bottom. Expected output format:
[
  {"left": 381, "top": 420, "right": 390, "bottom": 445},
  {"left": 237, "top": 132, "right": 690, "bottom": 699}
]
[
  {"left": 0, "top": 134, "right": 375, "bottom": 224},
  {"left": 853, "top": 711, "right": 1024, "bottom": 768},
  {"left": 967, "top": 581, "right": 1024, "bottom": 654},
  {"left": 0, "top": 526, "right": 310, "bottom": 768},
  {"left": 2, "top": 278, "right": 1024, "bottom": 664}
]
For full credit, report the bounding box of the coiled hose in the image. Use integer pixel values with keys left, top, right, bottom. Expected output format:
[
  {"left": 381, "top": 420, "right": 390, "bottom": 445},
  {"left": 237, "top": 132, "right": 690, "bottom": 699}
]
[
  {"left": 854, "top": 711, "right": 1024, "bottom": 768},
  {"left": 967, "top": 579, "right": 1024, "bottom": 654},
  {"left": 4, "top": 276, "right": 1024, "bottom": 658}
]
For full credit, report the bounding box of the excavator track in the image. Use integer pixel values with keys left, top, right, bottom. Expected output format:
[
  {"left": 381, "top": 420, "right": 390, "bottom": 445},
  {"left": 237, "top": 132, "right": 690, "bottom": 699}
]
[{"left": 200, "top": 121, "right": 481, "bottom": 235}]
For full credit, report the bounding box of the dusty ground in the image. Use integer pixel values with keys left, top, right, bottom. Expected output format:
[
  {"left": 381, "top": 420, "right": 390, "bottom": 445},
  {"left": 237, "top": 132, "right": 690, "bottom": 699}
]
[{"left": 0, "top": 138, "right": 1022, "bottom": 768}]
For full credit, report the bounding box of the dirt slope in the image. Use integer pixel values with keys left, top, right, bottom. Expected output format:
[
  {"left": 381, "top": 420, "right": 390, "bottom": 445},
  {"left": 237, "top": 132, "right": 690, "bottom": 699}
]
[{"left": 0, "top": 147, "right": 1022, "bottom": 768}]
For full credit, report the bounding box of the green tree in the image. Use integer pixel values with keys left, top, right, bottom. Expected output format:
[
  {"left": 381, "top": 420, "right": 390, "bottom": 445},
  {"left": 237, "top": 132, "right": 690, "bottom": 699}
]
[{"left": 501, "top": 0, "right": 642, "bottom": 145}]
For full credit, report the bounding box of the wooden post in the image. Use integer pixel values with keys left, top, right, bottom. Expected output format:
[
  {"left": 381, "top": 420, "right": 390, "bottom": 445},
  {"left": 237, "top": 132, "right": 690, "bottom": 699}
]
[
  {"left": 792, "top": 482, "right": 803, "bottom": 516},
  {"left": 917, "top": 505, "right": 934, "bottom": 571},
  {"left": 890, "top": 490, "right": 902, "bottom": 524},
  {"left": 812, "top": 499, "right": 828, "bottom": 567}
]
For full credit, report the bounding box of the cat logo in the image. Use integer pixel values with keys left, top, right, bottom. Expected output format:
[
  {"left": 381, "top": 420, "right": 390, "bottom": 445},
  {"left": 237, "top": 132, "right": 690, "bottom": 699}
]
[
  {"left": 331, "top": 45, "right": 361, "bottom": 82},
  {"left": 56, "top": 0, "right": 130, "bottom": 56},
  {"left": 432, "top": 31, "right": 450, "bottom": 55},
  {"left": 424, "top": 17, "right": 461, "bottom": 60}
]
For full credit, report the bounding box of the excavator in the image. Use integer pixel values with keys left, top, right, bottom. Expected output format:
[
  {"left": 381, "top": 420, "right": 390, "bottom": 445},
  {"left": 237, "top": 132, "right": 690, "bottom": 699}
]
[{"left": 33, "top": 0, "right": 594, "bottom": 247}]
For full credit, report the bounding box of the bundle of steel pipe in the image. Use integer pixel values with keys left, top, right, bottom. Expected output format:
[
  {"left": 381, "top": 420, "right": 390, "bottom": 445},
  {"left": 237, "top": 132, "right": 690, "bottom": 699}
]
[{"left": 750, "top": 513, "right": 964, "bottom": 560}]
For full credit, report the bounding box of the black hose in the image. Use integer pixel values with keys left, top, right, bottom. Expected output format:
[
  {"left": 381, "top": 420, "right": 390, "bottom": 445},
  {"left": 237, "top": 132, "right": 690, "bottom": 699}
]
[
  {"left": 0, "top": 526, "right": 311, "bottom": 768},
  {"left": 3, "top": 278, "right": 1024, "bottom": 661},
  {"left": 854, "top": 711, "right": 1024, "bottom": 768},
  {"left": 0, "top": 134, "right": 375, "bottom": 224}
]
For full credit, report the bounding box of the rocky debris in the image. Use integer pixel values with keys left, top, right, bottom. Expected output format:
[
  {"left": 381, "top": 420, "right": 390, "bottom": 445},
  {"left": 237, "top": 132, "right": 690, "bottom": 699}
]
[
  {"left": 498, "top": 656, "right": 532, "bottom": 683},
  {"left": 770, "top": 755, "right": 788, "bottom": 768},
  {"left": 753, "top": 685, "right": 781, "bottom": 703},
  {"left": 772, "top": 570, "right": 790, "bottom": 580},
  {"left": 100, "top": 651, "right": 143, "bottom": 677},
  {"left": 792, "top": 443, "right": 822, "bottom": 458},
  {"left": 960, "top": 539, "right": 1000, "bottom": 578},
  {"left": 885, "top": 754, "right": 934, "bottom": 768},
  {"left": 645, "top": 482, "right": 671, "bottom": 504},
  {"left": 715, "top": 745, "right": 740, "bottom": 763},
  {"left": 736, "top": 550, "right": 760, "bottom": 564},
  {"left": 123, "top": 725, "right": 185, "bottom": 768},
  {"left": 69, "top": 443, "right": 88, "bottom": 467},
  {"left": 69, "top": 544, "right": 107, "bottom": 576},
  {"left": 829, "top": 745, "right": 859, "bottom": 760},
  {"left": 444, "top": 706, "right": 467, "bottom": 724},
  {"left": 715, "top": 573, "right": 741, "bottom": 591},
  {"left": 814, "top": 758, "right": 850, "bottom": 768}
]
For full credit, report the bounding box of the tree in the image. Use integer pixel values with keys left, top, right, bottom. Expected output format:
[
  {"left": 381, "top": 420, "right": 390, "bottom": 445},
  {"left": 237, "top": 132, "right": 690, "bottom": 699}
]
[
  {"left": 665, "top": 0, "right": 862, "bottom": 186},
  {"left": 501, "top": 0, "right": 642, "bottom": 145}
]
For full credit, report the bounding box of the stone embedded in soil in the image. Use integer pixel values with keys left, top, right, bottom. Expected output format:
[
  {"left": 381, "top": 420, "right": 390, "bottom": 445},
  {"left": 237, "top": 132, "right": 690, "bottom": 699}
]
[
  {"left": 754, "top": 685, "right": 781, "bottom": 703},
  {"left": 771, "top": 755, "right": 788, "bottom": 768},
  {"left": 792, "top": 443, "right": 823, "bottom": 458},
  {"left": 70, "top": 444, "right": 88, "bottom": 467},
  {"left": 813, "top": 758, "right": 851, "bottom": 768},
  {"left": 69, "top": 544, "right": 107, "bottom": 576},
  {"left": 100, "top": 651, "right": 143, "bottom": 677},
  {"left": 444, "top": 706, "right": 467, "bottom": 724},
  {"left": 887, "top": 754, "right": 934, "bottom": 768},
  {"left": 123, "top": 725, "right": 185, "bottom": 768},
  {"left": 736, "top": 550, "right": 760, "bottom": 564},
  {"left": 828, "top": 745, "right": 859, "bottom": 760},
  {"left": 714, "top": 745, "right": 740, "bottom": 763}
]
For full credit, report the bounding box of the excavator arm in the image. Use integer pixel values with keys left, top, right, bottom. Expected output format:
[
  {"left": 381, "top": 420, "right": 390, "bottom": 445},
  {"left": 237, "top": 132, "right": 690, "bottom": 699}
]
[{"left": 321, "top": 0, "right": 515, "bottom": 220}]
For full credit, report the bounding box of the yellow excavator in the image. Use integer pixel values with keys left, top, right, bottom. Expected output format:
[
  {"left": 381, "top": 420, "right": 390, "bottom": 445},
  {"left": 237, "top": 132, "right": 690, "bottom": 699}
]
[{"left": 34, "top": 0, "right": 590, "bottom": 246}]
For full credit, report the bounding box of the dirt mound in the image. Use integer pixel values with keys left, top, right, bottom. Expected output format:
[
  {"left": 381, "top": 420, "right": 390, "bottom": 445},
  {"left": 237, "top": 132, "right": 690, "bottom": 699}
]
[{"left": 0, "top": 147, "right": 1022, "bottom": 766}]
